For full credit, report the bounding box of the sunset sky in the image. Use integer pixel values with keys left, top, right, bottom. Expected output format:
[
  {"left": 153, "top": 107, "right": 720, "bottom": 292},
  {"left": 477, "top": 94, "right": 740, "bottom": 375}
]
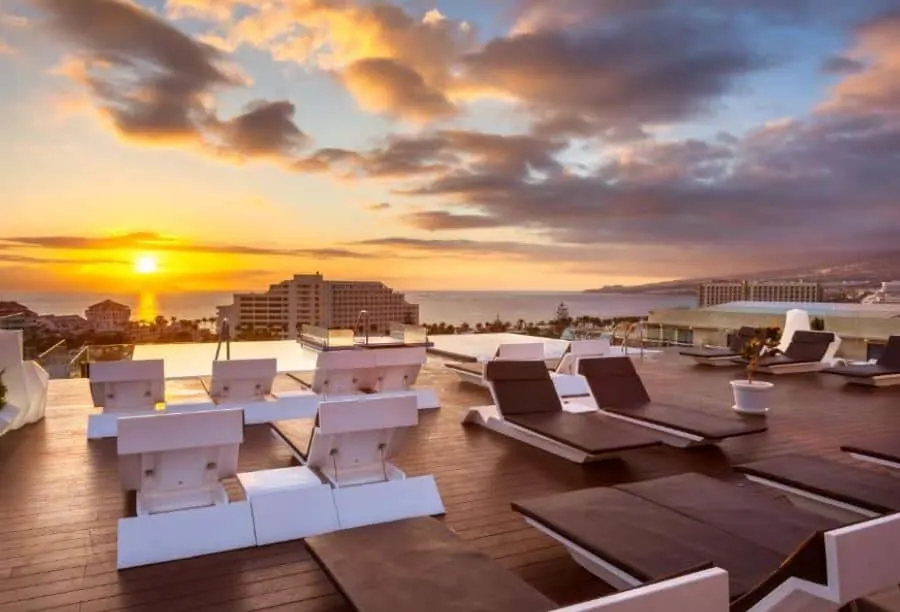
[{"left": 1, "top": 0, "right": 899, "bottom": 292}]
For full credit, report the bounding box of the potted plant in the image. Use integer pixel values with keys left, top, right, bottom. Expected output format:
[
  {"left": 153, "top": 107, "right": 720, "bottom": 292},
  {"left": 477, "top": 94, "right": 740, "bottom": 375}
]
[{"left": 730, "top": 326, "right": 781, "bottom": 415}]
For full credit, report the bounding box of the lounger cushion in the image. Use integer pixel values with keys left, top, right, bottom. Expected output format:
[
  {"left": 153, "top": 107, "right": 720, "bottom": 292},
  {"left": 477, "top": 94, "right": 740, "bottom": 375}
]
[
  {"left": 823, "top": 364, "right": 900, "bottom": 378},
  {"left": 505, "top": 411, "right": 661, "bottom": 455},
  {"left": 736, "top": 454, "right": 900, "bottom": 514},
  {"left": 484, "top": 360, "right": 563, "bottom": 416},
  {"left": 877, "top": 336, "right": 900, "bottom": 369},
  {"left": 618, "top": 473, "right": 842, "bottom": 556},
  {"left": 305, "top": 517, "right": 557, "bottom": 612},
  {"left": 842, "top": 437, "right": 900, "bottom": 465},
  {"left": 578, "top": 356, "right": 766, "bottom": 440},
  {"left": 679, "top": 347, "right": 738, "bottom": 359},
  {"left": 783, "top": 331, "right": 834, "bottom": 362},
  {"left": 578, "top": 356, "right": 652, "bottom": 408},
  {"left": 513, "top": 486, "right": 783, "bottom": 598},
  {"left": 605, "top": 403, "right": 767, "bottom": 440}
]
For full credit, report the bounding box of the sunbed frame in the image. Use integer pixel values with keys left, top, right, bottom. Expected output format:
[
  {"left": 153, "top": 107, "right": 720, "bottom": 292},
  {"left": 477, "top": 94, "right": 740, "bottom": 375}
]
[
  {"left": 577, "top": 356, "right": 767, "bottom": 447},
  {"left": 462, "top": 359, "right": 661, "bottom": 463},
  {"left": 512, "top": 472, "right": 900, "bottom": 611},
  {"left": 823, "top": 336, "right": 900, "bottom": 387}
]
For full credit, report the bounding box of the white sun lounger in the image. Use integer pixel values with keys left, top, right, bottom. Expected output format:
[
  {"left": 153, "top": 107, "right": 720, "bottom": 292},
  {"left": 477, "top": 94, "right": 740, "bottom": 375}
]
[
  {"left": 198, "top": 358, "right": 320, "bottom": 424},
  {"left": 115, "top": 408, "right": 256, "bottom": 569},
  {"left": 299, "top": 348, "right": 438, "bottom": 410},
  {"left": 87, "top": 359, "right": 166, "bottom": 439},
  {"left": 270, "top": 394, "right": 444, "bottom": 541}
]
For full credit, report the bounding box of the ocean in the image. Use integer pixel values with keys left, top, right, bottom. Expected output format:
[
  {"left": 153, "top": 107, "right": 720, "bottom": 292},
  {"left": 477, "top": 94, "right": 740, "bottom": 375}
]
[{"left": 6, "top": 291, "right": 697, "bottom": 325}]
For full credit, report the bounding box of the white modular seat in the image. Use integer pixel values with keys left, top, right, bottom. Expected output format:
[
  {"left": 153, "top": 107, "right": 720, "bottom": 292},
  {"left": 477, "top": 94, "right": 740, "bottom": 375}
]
[
  {"left": 86, "top": 359, "right": 165, "bottom": 439},
  {"left": 115, "top": 409, "right": 256, "bottom": 569}
]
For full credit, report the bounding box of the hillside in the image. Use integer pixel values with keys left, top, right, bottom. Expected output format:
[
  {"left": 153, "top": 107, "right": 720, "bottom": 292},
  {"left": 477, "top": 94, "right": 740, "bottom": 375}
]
[{"left": 586, "top": 251, "right": 900, "bottom": 294}]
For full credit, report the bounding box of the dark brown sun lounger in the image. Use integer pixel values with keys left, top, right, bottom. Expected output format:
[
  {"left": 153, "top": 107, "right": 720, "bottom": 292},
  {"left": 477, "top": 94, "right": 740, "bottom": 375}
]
[
  {"left": 841, "top": 436, "right": 900, "bottom": 467},
  {"left": 578, "top": 356, "right": 767, "bottom": 443},
  {"left": 481, "top": 360, "right": 662, "bottom": 457},
  {"left": 735, "top": 454, "right": 900, "bottom": 515},
  {"left": 732, "top": 331, "right": 834, "bottom": 371},
  {"left": 305, "top": 517, "right": 558, "bottom": 612},
  {"left": 679, "top": 326, "right": 759, "bottom": 361},
  {"left": 823, "top": 335, "right": 900, "bottom": 385},
  {"left": 512, "top": 473, "right": 845, "bottom": 601}
]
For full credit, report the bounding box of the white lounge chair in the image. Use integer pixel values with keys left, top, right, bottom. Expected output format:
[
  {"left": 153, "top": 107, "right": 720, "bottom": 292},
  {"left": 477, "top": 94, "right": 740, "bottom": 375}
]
[
  {"left": 116, "top": 409, "right": 256, "bottom": 569},
  {"left": 299, "top": 349, "right": 437, "bottom": 410},
  {"left": 271, "top": 394, "right": 444, "bottom": 533},
  {"left": 198, "top": 358, "right": 319, "bottom": 424},
  {"left": 445, "top": 342, "right": 546, "bottom": 386},
  {"left": 735, "top": 331, "right": 841, "bottom": 375},
  {"left": 0, "top": 330, "right": 49, "bottom": 437},
  {"left": 87, "top": 359, "right": 165, "bottom": 439}
]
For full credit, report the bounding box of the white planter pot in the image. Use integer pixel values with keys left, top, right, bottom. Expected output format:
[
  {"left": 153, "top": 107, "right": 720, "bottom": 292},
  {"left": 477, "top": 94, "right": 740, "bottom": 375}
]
[{"left": 730, "top": 380, "right": 774, "bottom": 415}]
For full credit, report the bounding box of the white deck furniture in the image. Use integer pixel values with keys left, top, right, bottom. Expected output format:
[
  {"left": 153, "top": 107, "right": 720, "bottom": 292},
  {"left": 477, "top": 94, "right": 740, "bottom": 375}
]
[
  {"left": 310, "top": 395, "right": 444, "bottom": 528},
  {"left": 0, "top": 330, "right": 49, "bottom": 437},
  {"left": 305, "top": 348, "right": 438, "bottom": 410},
  {"left": 202, "top": 358, "right": 320, "bottom": 424},
  {"left": 270, "top": 394, "right": 444, "bottom": 539},
  {"left": 116, "top": 409, "right": 256, "bottom": 569},
  {"left": 87, "top": 359, "right": 165, "bottom": 439}
]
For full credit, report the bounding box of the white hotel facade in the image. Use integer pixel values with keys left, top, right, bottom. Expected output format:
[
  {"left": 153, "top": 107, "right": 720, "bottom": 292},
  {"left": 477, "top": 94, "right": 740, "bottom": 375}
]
[{"left": 218, "top": 273, "right": 419, "bottom": 338}]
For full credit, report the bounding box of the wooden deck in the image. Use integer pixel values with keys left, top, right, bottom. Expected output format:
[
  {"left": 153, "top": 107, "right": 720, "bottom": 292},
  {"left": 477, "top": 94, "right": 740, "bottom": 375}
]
[{"left": 3, "top": 352, "right": 900, "bottom": 611}]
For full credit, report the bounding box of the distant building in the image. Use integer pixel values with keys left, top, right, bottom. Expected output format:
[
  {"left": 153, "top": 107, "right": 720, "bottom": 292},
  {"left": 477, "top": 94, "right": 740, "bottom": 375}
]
[
  {"left": 0, "top": 301, "right": 36, "bottom": 318},
  {"left": 877, "top": 281, "right": 900, "bottom": 304},
  {"left": 697, "top": 280, "right": 823, "bottom": 307},
  {"left": 38, "top": 314, "right": 90, "bottom": 335},
  {"left": 85, "top": 300, "right": 131, "bottom": 332},
  {"left": 221, "top": 273, "right": 419, "bottom": 338}
]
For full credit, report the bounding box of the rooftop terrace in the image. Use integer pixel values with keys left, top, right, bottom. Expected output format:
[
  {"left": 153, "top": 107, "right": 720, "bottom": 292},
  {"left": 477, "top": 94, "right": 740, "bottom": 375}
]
[{"left": 3, "top": 351, "right": 900, "bottom": 611}]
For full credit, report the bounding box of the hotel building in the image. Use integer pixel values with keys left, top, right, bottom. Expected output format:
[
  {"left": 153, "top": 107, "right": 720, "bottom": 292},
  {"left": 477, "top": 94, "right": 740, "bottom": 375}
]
[
  {"left": 220, "top": 273, "right": 419, "bottom": 338},
  {"left": 85, "top": 300, "right": 132, "bottom": 332},
  {"left": 698, "top": 280, "right": 824, "bottom": 308}
]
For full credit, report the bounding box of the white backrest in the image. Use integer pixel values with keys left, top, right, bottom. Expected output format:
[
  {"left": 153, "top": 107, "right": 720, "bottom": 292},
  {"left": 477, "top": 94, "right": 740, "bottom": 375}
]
[
  {"left": 778, "top": 309, "right": 811, "bottom": 353},
  {"left": 310, "top": 350, "right": 380, "bottom": 396},
  {"left": 89, "top": 359, "right": 165, "bottom": 412},
  {"left": 117, "top": 409, "right": 243, "bottom": 493},
  {"left": 825, "top": 513, "right": 900, "bottom": 604},
  {"left": 307, "top": 396, "right": 418, "bottom": 482},
  {"left": 373, "top": 347, "right": 425, "bottom": 391},
  {"left": 556, "top": 339, "right": 612, "bottom": 374},
  {"left": 823, "top": 333, "right": 842, "bottom": 364},
  {"left": 209, "top": 358, "right": 276, "bottom": 402},
  {"left": 554, "top": 568, "right": 729, "bottom": 612},
  {"left": 495, "top": 343, "right": 545, "bottom": 361}
]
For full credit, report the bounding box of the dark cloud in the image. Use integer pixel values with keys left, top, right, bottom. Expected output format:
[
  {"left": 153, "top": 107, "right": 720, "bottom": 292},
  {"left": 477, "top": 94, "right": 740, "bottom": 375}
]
[
  {"left": 463, "top": 5, "right": 768, "bottom": 138},
  {"left": 0, "top": 253, "right": 126, "bottom": 265},
  {"left": 34, "top": 0, "right": 306, "bottom": 161},
  {"left": 367, "top": 202, "right": 392, "bottom": 211},
  {"left": 401, "top": 211, "right": 506, "bottom": 231},
  {"left": 341, "top": 58, "right": 457, "bottom": 122},
  {"left": 4, "top": 232, "right": 371, "bottom": 259},
  {"left": 822, "top": 54, "right": 866, "bottom": 75},
  {"left": 217, "top": 100, "right": 309, "bottom": 158}
]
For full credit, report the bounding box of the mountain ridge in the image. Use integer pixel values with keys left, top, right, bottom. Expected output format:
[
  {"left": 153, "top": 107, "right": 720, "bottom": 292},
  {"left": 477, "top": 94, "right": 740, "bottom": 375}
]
[{"left": 586, "top": 251, "right": 900, "bottom": 295}]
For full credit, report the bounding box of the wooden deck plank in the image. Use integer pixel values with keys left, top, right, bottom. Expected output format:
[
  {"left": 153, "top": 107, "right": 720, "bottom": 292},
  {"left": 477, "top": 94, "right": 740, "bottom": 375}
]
[{"left": 2, "top": 351, "right": 900, "bottom": 610}]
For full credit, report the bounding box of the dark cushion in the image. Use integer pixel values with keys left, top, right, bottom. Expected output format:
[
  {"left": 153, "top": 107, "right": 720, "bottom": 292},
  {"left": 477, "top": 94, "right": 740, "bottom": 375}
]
[
  {"left": 735, "top": 454, "right": 900, "bottom": 515},
  {"left": 578, "top": 356, "right": 651, "bottom": 408},
  {"left": 841, "top": 437, "right": 900, "bottom": 466},
  {"left": 505, "top": 411, "right": 661, "bottom": 454},
  {"left": 484, "top": 360, "right": 562, "bottom": 416},
  {"left": 305, "top": 517, "right": 558, "bottom": 612},
  {"left": 823, "top": 364, "right": 900, "bottom": 378},
  {"left": 512, "top": 486, "right": 783, "bottom": 599},
  {"left": 783, "top": 331, "right": 834, "bottom": 363},
  {"left": 878, "top": 336, "right": 900, "bottom": 369}
]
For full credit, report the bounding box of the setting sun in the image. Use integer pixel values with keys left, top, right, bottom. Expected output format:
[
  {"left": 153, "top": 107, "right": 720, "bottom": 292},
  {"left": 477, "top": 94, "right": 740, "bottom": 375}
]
[{"left": 134, "top": 255, "right": 158, "bottom": 275}]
